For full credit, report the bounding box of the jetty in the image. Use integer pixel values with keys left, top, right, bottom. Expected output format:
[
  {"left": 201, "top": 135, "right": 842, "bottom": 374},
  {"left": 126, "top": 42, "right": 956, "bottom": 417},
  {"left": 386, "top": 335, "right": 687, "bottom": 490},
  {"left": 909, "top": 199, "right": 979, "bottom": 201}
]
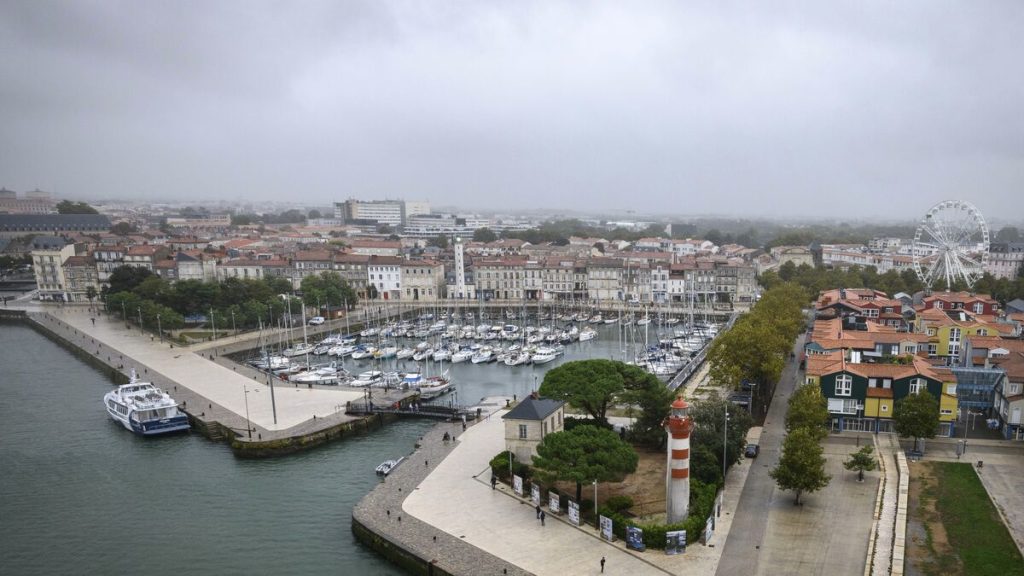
[{"left": 4, "top": 303, "right": 422, "bottom": 457}]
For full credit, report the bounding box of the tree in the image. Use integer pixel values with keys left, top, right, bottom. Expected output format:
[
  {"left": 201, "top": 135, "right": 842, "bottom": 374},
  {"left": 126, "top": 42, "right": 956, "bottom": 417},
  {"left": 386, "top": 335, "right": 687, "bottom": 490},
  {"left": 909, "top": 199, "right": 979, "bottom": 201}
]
[
  {"left": 531, "top": 425, "right": 639, "bottom": 502},
  {"left": 85, "top": 285, "right": 98, "bottom": 304},
  {"left": 785, "top": 384, "right": 829, "bottom": 440},
  {"left": 893, "top": 390, "right": 939, "bottom": 451},
  {"left": 106, "top": 265, "right": 154, "bottom": 295},
  {"left": 844, "top": 445, "right": 877, "bottom": 482},
  {"left": 427, "top": 234, "right": 449, "bottom": 250},
  {"left": 56, "top": 200, "right": 98, "bottom": 214},
  {"left": 995, "top": 226, "right": 1020, "bottom": 243},
  {"left": 689, "top": 397, "right": 753, "bottom": 479},
  {"left": 770, "top": 428, "right": 831, "bottom": 505},
  {"left": 109, "top": 221, "right": 137, "bottom": 236},
  {"left": 473, "top": 227, "right": 498, "bottom": 243},
  {"left": 539, "top": 359, "right": 630, "bottom": 427},
  {"left": 300, "top": 271, "right": 358, "bottom": 310},
  {"left": 308, "top": 209, "right": 322, "bottom": 219}
]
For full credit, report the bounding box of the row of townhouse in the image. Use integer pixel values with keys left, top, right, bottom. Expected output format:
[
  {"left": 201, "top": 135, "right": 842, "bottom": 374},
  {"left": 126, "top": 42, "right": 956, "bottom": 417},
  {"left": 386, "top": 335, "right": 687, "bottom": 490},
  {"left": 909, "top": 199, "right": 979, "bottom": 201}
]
[
  {"left": 808, "top": 288, "right": 1024, "bottom": 439},
  {"left": 465, "top": 255, "right": 757, "bottom": 304},
  {"left": 820, "top": 244, "right": 915, "bottom": 274}
]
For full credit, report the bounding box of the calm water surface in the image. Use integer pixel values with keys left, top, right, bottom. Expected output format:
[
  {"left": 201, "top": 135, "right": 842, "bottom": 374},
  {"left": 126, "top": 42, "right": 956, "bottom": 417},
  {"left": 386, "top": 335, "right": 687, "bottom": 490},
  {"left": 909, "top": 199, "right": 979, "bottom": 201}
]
[{"left": 0, "top": 320, "right": 636, "bottom": 575}]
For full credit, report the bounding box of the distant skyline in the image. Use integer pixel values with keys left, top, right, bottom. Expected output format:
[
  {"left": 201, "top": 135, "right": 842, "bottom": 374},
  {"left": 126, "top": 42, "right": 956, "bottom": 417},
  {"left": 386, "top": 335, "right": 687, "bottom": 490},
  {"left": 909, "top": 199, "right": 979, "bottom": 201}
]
[{"left": 2, "top": 2, "right": 1022, "bottom": 219}]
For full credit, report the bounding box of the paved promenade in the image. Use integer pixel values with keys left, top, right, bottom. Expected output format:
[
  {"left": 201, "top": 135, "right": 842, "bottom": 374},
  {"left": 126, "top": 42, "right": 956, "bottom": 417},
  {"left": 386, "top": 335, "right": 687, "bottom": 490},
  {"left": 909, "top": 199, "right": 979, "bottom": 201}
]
[
  {"left": 21, "top": 303, "right": 376, "bottom": 440},
  {"left": 399, "top": 404, "right": 752, "bottom": 576}
]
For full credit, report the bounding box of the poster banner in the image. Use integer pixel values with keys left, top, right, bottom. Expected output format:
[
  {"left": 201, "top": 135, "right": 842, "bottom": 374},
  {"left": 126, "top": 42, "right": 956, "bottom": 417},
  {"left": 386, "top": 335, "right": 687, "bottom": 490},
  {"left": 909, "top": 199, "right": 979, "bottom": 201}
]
[
  {"left": 600, "top": 515, "right": 614, "bottom": 542},
  {"left": 513, "top": 475, "right": 523, "bottom": 496},
  {"left": 665, "top": 530, "right": 687, "bottom": 555},
  {"left": 548, "top": 491, "right": 560, "bottom": 514},
  {"left": 626, "top": 526, "right": 645, "bottom": 552},
  {"left": 531, "top": 484, "right": 541, "bottom": 506},
  {"left": 701, "top": 516, "right": 714, "bottom": 545},
  {"left": 568, "top": 500, "right": 580, "bottom": 526}
]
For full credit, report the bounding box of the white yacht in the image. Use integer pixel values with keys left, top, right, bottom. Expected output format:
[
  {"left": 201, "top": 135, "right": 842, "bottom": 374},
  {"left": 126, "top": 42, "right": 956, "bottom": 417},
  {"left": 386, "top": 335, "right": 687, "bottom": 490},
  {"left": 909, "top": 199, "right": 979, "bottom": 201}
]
[
  {"left": 103, "top": 371, "right": 189, "bottom": 436},
  {"left": 282, "top": 342, "right": 314, "bottom": 357},
  {"left": 451, "top": 349, "right": 473, "bottom": 363},
  {"left": 351, "top": 370, "right": 384, "bottom": 387},
  {"left": 578, "top": 327, "right": 598, "bottom": 342}
]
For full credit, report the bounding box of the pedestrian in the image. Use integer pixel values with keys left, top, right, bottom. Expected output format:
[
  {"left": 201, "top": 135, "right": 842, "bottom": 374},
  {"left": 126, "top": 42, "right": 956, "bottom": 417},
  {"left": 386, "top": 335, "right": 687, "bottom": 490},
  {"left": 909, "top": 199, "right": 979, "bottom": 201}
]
[
  {"left": 540, "top": 511, "right": 545, "bottom": 526},
  {"left": 535, "top": 504, "right": 541, "bottom": 519},
  {"left": 91, "top": 317, "right": 95, "bottom": 326},
  {"left": 491, "top": 475, "right": 497, "bottom": 490},
  {"left": 600, "top": 556, "right": 605, "bottom": 573}
]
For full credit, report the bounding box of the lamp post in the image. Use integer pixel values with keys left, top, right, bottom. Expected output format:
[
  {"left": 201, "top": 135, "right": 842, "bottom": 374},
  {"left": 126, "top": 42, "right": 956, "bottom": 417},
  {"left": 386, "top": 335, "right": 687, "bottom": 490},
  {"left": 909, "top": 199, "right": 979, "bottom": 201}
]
[
  {"left": 265, "top": 369, "right": 277, "bottom": 425},
  {"left": 749, "top": 383, "right": 758, "bottom": 419},
  {"left": 121, "top": 300, "right": 127, "bottom": 323},
  {"left": 231, "top": 310, "right": 236, "bottom": 334},
  {"left": 243, "top": 384, "right": 252, "bottom": 439},
  {"left": 593, "top": 479, "right": 599, "bottom": 529},
  {"left": 137, "top": 306, "right": 143, "bottom": 330},
  {"left": 723, "top": 408, "right": 730, "bottom": 493},
  {"left": 210, "top": 307, "right": 217, "bottom": 340},
  {"left": 157, "top": 313, "right": 162, "bottom": 343}
]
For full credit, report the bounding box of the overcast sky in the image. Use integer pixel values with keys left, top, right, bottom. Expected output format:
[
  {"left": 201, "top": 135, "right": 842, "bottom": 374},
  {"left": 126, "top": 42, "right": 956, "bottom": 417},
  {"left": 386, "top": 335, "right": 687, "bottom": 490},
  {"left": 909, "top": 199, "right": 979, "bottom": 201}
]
[{"left": 1, "top": 1, "right": 1022, "bottom": 219}]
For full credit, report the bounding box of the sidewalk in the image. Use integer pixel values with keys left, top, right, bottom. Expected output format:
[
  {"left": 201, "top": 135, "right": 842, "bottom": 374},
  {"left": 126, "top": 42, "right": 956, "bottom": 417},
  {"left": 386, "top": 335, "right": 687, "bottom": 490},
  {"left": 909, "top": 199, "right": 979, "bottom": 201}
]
[{"left": 403, "top": 407, "right": 751, "bottom": 576}]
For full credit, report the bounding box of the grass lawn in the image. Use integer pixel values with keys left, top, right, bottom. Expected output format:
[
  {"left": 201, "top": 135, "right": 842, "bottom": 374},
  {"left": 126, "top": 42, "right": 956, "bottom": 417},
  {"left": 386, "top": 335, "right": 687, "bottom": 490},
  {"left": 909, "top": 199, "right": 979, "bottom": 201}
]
[{"left": 926, "top": 461, "right": 1024, "bottom": 576}]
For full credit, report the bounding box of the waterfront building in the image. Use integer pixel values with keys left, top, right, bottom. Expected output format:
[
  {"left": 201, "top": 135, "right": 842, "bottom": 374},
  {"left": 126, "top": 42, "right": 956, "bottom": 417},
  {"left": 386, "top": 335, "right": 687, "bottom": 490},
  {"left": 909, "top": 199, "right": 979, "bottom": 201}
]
[
  {"left": 367, "top": 255, "right": 403, "bottom": 300},
  {"left": 123, "top": 244, "right": 168, "bottom": 272},
  {"left": 399, "top": 259, "right": 444, "bottom": 302},
  {"left": 31, "top": 236, "right": 78, "bottom": 301},
  {"left": 502, "top": 395, "right": 565, "bottom": 465},
  {"left": 586, "top": 258, "right": 623, "bottom": 302},
  {"left": 475, "top": 258, "right": 526, "bottom": 301},
  {"left": 334, "top": 254, "right": 372, "bottom": 301}
]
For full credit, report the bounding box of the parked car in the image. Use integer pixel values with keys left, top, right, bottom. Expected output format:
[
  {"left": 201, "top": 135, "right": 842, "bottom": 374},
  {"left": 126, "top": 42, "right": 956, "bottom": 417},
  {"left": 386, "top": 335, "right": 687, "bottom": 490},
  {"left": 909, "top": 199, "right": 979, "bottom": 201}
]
[
  {"left": 744, "top": 443, "right": 760, "bottom": 458},
  {"left": 308, "top": 316, "right": 325, "bottom": 326}
]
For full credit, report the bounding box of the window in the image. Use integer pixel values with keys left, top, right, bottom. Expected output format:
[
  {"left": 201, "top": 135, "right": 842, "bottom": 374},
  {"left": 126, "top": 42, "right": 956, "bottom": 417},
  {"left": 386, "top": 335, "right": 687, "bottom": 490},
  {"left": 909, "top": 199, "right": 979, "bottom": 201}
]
[
  {"left": 883, "top": 379, "right": 892, "bottom": 389},
  {"left": 909, "top": 378, "right": 925, "bottom": 395},
  {"left": 881, "top": 404, "right": 889, "bottom": 412},
  {"left": 835, "top": 374, "right": 852, "bottom": 396},
  {"left": 949, "top": 328, "right": 961, "bottom": 344},
  {"left": 973, "top": 302, "right": 984, "bottom": 314},
  {"left": 542, "top": 421, "right": 548, "bottom": 436},
  {"left": 518, "top": 424, "right": 527, "bottom": 439},
  {"left": 869, "top": 378, "right": 878, "bottom": 388}
]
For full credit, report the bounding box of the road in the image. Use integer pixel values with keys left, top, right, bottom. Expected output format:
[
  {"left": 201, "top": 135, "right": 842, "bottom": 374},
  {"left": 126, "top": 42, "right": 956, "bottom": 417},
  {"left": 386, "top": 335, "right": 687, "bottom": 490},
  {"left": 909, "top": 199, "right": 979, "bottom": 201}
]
[{"left": 715, "top": 332, "right": 805, "bottom": 576}]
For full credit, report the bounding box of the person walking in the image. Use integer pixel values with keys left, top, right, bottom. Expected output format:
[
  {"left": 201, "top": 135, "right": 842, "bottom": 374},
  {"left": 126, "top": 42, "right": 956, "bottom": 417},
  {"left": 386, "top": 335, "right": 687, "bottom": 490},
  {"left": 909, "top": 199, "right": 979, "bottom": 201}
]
[
  {"left": 540, "top": 511, "right": 545, "bottom": 526},
  {"left": 535, "top": 504, "right": 541, "bottom": 519},
  {"left": 491, "top": 475, "right": 497, "bottom": 490},
  {"left": 600, "top": 556, "right": 605, "bottom": 573}
]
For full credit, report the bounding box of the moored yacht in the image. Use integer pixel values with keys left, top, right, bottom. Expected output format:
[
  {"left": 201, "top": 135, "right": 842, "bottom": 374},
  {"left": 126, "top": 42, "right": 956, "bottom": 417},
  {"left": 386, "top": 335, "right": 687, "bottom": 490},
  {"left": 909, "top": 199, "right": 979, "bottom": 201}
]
[{"left": 103, "top": 370, "right": 189, "bottom": 436}]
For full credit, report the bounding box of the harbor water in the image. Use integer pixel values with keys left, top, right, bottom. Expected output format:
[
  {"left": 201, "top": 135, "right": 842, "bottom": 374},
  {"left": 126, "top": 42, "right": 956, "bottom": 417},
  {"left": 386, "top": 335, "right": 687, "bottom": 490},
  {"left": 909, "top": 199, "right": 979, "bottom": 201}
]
[{"left": 0, "top": 319, "right": 656, "bottom": 575}]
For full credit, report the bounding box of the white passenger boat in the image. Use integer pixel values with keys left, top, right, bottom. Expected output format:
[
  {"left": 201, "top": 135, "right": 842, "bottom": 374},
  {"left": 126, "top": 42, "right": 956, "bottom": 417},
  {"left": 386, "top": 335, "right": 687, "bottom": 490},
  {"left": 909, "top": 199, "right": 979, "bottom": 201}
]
[{"left": 103, "top": 370, "right": 189, "bottom": 436}]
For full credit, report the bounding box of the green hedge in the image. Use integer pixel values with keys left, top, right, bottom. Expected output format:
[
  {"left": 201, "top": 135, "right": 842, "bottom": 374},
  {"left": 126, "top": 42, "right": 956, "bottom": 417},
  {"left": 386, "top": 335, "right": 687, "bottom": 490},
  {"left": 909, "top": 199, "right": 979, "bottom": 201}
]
[{"left": 596, "top": 479, "right": 717, "bottom": 547}]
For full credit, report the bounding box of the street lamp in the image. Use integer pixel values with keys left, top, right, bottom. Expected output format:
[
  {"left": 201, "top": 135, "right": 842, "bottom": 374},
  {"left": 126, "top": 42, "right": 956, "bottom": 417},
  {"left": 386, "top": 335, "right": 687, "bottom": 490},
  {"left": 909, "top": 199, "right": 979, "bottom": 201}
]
[
  {"left": 231, "top": 310, "right": 236, "bottom": 334},
  {"left": 723, "top": 408, "right": 730, "bottom": 492},
  {"left": 121, "top": 300, "right": 127, "bottom": 323},
  {"left": 749, "top": 383, "right": 758, "bottom": 419},
  {"left": 593, "top": 479, "right": 599, "bottom": 528},
  {"left": 210, "top": 307, "right": 217, "bottom": 340},
  {"left": 243, "top": 384, "right": 252, "bottom": 439},
  {"left": 137, "top": 306, "right": 143, "bottom": 330},
  {"left": 157, "top": 313, "right": 162, "bottom": 342}
]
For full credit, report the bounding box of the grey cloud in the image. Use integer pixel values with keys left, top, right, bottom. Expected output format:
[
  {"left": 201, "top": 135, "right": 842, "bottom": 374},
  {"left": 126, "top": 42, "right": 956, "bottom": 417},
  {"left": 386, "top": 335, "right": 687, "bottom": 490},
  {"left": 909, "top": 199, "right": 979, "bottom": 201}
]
[{"left": 1, "top": 1, "right": 1022, "bottom": 219}]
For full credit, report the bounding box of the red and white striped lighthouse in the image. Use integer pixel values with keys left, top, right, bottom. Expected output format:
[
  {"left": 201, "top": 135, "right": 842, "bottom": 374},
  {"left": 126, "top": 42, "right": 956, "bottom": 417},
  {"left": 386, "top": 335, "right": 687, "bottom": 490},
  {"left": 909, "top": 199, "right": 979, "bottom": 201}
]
[{"left": 665, "top": 395, "right": 694, "bottom": 523}]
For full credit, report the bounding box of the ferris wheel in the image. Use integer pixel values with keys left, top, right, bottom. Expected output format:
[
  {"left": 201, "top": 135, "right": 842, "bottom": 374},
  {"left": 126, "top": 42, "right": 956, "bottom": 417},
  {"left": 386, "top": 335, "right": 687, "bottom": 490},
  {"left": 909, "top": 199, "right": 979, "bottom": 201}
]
[{"left": 912, "top": 200, "right": 990, "bottom": 289}]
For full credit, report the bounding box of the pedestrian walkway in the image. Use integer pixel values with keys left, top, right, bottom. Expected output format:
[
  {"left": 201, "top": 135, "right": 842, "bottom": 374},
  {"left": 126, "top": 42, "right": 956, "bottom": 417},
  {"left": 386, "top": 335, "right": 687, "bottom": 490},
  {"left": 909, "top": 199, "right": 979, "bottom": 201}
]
[
  {"left": 25, "top": 305, "right": 363, "bottom": 432},
  {"left": 403, "top": 405, "right": 751, "bottom": 576}
]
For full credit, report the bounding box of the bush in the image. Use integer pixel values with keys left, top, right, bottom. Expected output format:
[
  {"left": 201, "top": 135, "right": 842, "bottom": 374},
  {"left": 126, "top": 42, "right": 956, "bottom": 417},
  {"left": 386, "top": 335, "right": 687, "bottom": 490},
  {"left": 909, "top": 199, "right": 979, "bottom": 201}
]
[
  {"left": 488, "top": 450, "right": 530, "bottom": 481},
  {"left": 604, "top": 495, "right": 634, "bottom": 513},
  {"left": 595, "top": 479, "right": 718, "bottom": 548}
]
